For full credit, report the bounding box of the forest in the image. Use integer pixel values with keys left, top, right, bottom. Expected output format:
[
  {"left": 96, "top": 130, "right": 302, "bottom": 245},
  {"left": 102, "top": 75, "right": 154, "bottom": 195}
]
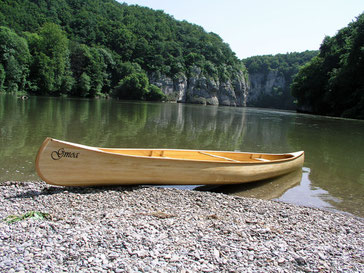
[
  {"left": 291, "top": 13, "right": 364, "bottom": 119},
  {"left": 244, "top": 51, "right": 318, "bottom": 79},
  {"left": 0, "top": 0, "right": 245, "bottom": 101}
]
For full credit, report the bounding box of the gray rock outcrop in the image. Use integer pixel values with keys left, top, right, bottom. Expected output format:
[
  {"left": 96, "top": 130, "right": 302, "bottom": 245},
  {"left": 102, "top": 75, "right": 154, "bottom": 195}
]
[
  {"left": 149, "top": 66, "right": 248, "bottom": 107},
  {"left": 247, "top": 70, "right": 285, "bottom": 104},
  {"left": 246, "top": 70, "right": 296, "bottom": 110}
]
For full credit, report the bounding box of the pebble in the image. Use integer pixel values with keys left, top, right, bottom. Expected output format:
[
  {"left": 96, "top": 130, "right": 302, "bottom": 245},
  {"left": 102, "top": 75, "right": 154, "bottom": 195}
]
[{"left": 0, "top": 181, "right": 363, "bottom": 272}]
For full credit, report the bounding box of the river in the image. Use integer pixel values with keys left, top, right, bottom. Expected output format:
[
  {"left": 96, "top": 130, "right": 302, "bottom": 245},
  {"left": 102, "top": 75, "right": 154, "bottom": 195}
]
[{"left": 1, "top": 94, "right": 363, "bottom": 217}]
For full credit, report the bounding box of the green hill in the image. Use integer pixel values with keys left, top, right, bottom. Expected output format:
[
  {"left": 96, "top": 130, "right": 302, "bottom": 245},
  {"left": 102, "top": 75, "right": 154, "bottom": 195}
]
[
  {"left": 0, "top": 0, "right": 246, "bottom": 100},
  {"left": 292, "top": 13, "right": 364, "bottom": 119}
]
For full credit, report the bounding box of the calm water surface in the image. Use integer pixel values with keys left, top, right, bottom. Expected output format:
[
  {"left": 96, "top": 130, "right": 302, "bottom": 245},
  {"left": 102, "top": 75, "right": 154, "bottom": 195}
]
[{"left": 1, "top": 94, "right": 363, "bottom": 217}]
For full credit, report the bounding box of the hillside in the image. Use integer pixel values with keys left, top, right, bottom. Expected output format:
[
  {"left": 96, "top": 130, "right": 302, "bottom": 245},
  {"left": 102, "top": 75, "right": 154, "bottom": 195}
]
[
  {"left": 243, "top": 51, "right": 318, "bottom": 110},
  {"left": 291, "top": 13, "right": 364, "bottom": 119},
  {"left": 0, "top": 0, "right": 248, "bottom": 104}
]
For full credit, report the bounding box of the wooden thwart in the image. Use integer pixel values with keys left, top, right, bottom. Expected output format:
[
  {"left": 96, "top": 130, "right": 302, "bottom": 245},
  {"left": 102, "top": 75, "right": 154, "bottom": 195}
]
[
  {"left": 198, "top": 151, "right": 241, "bottom": 162},
  {"left": 254, "top": 158, "right": 270, "bottom": 162}
]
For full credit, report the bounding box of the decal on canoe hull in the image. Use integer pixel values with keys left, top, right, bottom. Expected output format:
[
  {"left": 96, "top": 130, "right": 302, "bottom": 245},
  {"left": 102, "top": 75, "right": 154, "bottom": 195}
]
[{"left": 51, "top": 148, "right": 80, "bottom": 160}]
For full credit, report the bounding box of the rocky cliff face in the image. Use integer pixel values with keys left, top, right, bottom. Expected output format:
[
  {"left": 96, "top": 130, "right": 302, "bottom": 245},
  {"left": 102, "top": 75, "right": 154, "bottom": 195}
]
[
  {"left": 149, "top": 66, "right": 248, "bottom": 107},
  {"left": 246, "top": 70, "right": 296, "bottom": 110},
  {"left": 247, "top": 71, "right": 285, "bottom": 103}
]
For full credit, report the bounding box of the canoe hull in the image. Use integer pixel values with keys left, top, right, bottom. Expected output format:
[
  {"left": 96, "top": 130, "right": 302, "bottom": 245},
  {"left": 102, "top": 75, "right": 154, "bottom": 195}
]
[{"left": 36, "top": 138, "right": 304, "bottom": 186}]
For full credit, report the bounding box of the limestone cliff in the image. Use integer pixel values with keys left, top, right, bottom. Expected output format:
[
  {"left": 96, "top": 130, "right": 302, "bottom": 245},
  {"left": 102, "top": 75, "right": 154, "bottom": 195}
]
[
  {"left": 243, "top": 51, "right": 318, "bottom": 110},
  {"left": 246, "top": 70, "right": 296, "bottom": 110},
  {"left": 149, "top": 66, "right": 249, "bottom": 107}
]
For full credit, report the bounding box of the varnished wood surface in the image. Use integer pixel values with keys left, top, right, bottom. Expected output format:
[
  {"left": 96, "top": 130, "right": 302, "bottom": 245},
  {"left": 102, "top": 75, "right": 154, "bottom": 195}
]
[{"left": 35, "top": 138, "right": 304, "bottom": 186}]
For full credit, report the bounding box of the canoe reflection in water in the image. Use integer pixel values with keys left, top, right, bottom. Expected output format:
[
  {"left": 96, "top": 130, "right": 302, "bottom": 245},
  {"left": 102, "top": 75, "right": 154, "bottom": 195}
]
[{"left": 197, "top": 169, "right": 303, "bottom": 200}]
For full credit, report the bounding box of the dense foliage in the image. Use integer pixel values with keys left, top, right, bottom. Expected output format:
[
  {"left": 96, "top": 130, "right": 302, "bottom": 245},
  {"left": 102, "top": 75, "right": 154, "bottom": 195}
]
[
  {"left": 243, "top": 51, "right": 318, "bottom": 109},
  {"left": 0, "top": 0, "right": 245, "bottom": 100},
  {"left": 292, "top": 13, "right": 364, "bottom": 119}
]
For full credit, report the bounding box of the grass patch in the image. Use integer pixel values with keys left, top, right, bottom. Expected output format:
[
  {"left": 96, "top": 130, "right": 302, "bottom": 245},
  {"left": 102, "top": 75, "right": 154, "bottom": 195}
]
[{"left": 4, "top": 211, "right": 51, "bottom": 223}]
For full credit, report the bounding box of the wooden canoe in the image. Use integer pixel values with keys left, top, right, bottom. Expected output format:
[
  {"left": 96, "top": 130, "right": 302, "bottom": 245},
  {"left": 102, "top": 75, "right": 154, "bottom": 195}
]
[{"left": 35, "top": 138, "right": 304, "bottom": 187}]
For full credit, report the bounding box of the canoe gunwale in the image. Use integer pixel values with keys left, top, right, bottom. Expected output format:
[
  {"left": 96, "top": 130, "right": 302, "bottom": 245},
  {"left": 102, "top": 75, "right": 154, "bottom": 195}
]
[{"left": 39, "top": 137, "right": 304, "bottom": 165}]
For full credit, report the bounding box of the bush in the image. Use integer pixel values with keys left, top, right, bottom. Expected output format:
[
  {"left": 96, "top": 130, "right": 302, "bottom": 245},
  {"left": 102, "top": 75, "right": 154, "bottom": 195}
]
[
  {"left": 113, "top": 72, "right": 149, "bottom": 100},
  {"left": 146, "top": 84, "right": 166, "bottom": 101}
]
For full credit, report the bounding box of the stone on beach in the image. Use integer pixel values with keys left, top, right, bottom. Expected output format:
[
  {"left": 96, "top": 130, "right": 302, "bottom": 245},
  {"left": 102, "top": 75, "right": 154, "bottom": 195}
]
[{"left": 0, "top": 181, "right": 363, "bottom": 272}]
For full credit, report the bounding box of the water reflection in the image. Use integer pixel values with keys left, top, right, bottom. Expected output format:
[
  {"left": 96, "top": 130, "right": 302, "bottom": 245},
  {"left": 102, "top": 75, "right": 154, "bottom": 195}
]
[
  {"left": 0, "top": 94, "right": 363, "bottom": 217},
  {"left": 287, "top": 115, "right": 364, "bottom": 217},
  {"left": 275, "top": 168, "right": 340, "bottom": 213},
  {"left": 197, "top": 169, "right": 302, "bottom": 200}
]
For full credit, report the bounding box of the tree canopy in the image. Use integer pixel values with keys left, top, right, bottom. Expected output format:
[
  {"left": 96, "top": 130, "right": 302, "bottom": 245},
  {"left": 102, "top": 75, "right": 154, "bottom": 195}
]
[
  {"left": 0, "top": 26, "right": 30, "bottom": 92},
  {"left": 0, "top": 0, "right": 245, "bottom": 100},
  {"left": 291, "top": 13, "right": 364, "bottom": 119}
]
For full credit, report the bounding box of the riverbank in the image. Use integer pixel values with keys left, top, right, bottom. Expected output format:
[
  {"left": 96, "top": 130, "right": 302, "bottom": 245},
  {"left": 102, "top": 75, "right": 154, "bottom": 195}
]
[{"left": 0, "top": 181, "right": 363, "bottom": 272}]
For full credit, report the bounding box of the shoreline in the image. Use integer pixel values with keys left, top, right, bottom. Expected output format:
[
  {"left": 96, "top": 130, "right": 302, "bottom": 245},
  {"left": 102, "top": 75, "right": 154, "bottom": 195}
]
[
  {"left": 1, "top": 181, "right": 363, "bottom": 272},
  {"left": 4, "top": 92, "right": 364, "bottom": 121}
]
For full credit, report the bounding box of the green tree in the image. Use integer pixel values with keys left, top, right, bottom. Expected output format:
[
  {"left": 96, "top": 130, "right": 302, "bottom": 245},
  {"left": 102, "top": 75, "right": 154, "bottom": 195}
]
[
  {"left": 0, "top": 26, "right": 30, "bottom": 92},
  {"left": 292, "top": 13, "right": 364, "bottom": 119},
  {"left": 0, "top": 64, "right": 5, "bottom": 91},
  {"left": 291, "top": 56, "right": 327, "bottom": 113},
  {"left": 69, "top": 43, "right": 113, "bottom": 97},
  {"left": 146, "top": 84, "right": 166, "bottom": 101},
  {"left": 77, "top": 72, "right": 91, "bottom": 97},
  {"left": 113, "top": 72, "right": 149, "bottom": 100},
  {"left": 27, "top": 23, "right": 70, "bottom": 95},
  {"left": 110, "top": 61, "right": 144, "bottom": 89}
]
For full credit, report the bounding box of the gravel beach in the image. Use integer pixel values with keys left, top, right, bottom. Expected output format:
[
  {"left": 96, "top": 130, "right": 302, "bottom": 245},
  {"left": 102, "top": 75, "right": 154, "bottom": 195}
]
[{"left": 0, "top": 181, "right": 363, "bottom": 272}]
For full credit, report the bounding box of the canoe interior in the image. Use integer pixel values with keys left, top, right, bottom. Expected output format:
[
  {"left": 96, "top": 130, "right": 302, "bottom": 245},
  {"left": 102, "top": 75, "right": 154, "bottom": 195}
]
[{"left": 98, "top": 148, "right": 295, "bottom": 163}]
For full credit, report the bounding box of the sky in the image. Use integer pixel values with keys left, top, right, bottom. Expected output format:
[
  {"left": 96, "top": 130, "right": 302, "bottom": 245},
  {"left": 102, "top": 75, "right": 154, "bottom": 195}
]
[{"left": 119, "top": 0, "right": 364, "bottom": 59}]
